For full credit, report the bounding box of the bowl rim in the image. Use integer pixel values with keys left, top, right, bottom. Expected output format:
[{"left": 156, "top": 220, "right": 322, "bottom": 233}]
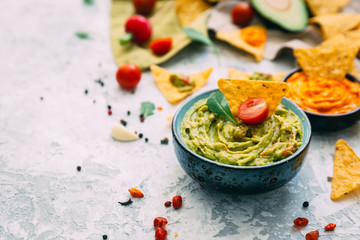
[
  {"left": 282, "top": 68, "right": 360, "bottom": 118},
  {"left": 172, "top": 89, "right": 312, "bottom": 170}
]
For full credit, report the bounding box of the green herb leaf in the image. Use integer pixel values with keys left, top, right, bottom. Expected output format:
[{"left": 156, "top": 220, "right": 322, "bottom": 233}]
[
  {"left": 83, "top": 0, "right": 94, "bottom": 5},
  {"left": 75, "top": 31, "right": 90, "bottom": 39},
  {"left": 183, "top": 27, "right": 219, "bottom": 59},
  {"left": 118, "top": 33, "right": 133, "bottom": 45},
  {"left": 206, "top": 91, "right": 238, "bottom": 125},
  {"left": 141, "top": 101, "right": 156, "bottom": 117}
]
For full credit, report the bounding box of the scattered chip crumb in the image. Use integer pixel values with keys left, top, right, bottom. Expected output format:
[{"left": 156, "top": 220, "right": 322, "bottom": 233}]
[
  {"left": 166, "top": 116, "right": 173, "bottom": 122},
  {"left": 174, "top": 233, "right": 178, "bottom": 237}
]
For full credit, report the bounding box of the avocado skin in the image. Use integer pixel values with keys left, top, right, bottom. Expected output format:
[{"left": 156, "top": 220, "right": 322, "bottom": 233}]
[{"left": 250, "top": 0, "right": 309, "bottom": 32}]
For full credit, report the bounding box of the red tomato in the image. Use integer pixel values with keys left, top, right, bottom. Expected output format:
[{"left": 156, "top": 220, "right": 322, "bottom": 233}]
[
  {"left": 305, "top": 230, "right": 319, "bottom": 240},
  {"left": 116, "top": 63, "right": 142, "bottom": 90},
  {"left": 155, "top": 227, "right": 167, "bottom": 240},
  {"left": 150, "top": 37, "right": 172, "bottom": 56},
  {"left": 153, "top": 217, "right": 168, "bottom": 228},
  {"left": 133, "top": 0, "right": 156, "bottom": 15},
  {"left": 324, "top": 223, "right": 336, "bottom": 231},
  {"left": 172, "top": 195, "right": 182, "bottom": 209},
  {"left": 238, "top": 97, "right": 269, "bottom": 125},
  {"left": 125, "top": 15, "right": 152, "bottom": 44},
  {"left": 293, "top": 217, "right": 309, "bottom": 227},
  {"left": 231, "top": 2, "right": 254, "bottom": 27}
]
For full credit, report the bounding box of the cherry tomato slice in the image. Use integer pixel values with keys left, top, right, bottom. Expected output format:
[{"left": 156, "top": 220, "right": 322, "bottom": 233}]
[
  {"left": 150, "top": 37, "right": 172, "bottom": 56},
  {"left": 153, "top": 217, "right": 168, "bottom": 228},
  {"left": 231, "top": 2, "right": 254, "bottom": 27},
  {"left": 116, "top": 63, "right": 142, "bottom": 90},
  {"left": 155, "top": 227, "right": 167, "bottom": 240},
  {"left": 238, "top": 97, "right": 269, "bottom": 125}
]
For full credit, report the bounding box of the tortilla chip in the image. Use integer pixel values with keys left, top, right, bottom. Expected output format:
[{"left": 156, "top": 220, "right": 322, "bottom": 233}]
[
  {"left": 150, "top": 65, "right": 213, "bottom": 104},
  {"left": 344, "top": 28, "right": 360, "bottom": 50},
  {"left": 217, "top": 79, "right": 288, "bottom": 118},
  {"left": 331, "top": 139, "right": 360, "bottom": 200},
  {"left": 294, "top": 47, "right": 358, "bottom": 81},
  {"left": 319, "top": 32, "right": 360, "bottom": 78},
  {"left": 216, "top": 25, "right": 266, "bottom": 62},
  {"left": 309, "top": 13, "right": 360, "bottom": 40},
  {"left": 228, "top": 68, "right": 286, "bottom": 82},
  {"left": 306, "top": 0, "right": 351, "bottom": 16},
  {"left": 175, "top": 0, "right": 211, "bottom": 26}
]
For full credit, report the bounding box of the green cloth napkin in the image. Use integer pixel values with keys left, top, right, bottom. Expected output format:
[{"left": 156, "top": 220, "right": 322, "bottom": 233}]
[{"left": 110, "top": 0, "right": 209, "bottom": 70}]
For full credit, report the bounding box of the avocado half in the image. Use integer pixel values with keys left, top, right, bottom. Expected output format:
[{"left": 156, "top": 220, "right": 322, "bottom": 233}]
[{"left": 250, "top": 0, "right": 308, "bottom": 32}]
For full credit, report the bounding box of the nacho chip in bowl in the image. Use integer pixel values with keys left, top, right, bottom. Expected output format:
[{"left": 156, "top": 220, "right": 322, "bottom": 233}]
[{"left": 294, "top": 46, "right": 358, "bottom": 81}]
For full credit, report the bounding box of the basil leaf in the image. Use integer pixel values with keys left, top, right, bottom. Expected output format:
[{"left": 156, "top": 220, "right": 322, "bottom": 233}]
[
  {"left": 206, "top": 91, "right": 238, "bottom": 125},
  {"left": 83, "top": 0, "right": 94, "bottom": 5},
  {"left": 75, "top": 31, "right": 90, "bottom": 39},
  {"left": 183, "top": 27, "right": 219, "bottom": 59},
  {"left": 141, "top": 101, "right": 155, "bottom": 117}
]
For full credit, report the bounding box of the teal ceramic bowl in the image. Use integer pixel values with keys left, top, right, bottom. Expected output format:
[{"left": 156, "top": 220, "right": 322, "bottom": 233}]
[{"left": 172, "top": 89, "right": 312, "bottom": 193}]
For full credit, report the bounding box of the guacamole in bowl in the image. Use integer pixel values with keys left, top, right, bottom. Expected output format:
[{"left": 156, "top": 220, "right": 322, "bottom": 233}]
[
  {"left": 181, "top": 98, "right": 303, "bottom": 166},
  {"left": 172, "top": 89, "right": 312, "bottom": 193}
]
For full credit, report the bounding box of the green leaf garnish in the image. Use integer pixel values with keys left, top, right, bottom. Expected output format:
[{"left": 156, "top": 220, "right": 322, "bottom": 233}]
[
  {"left": 83, "top": 0, "right": 94, "bottom": 5},
  {"left": 141, "top": 101, "right": 156, "bottom": 117},
  {"left": 183, "top": 27, "right": 219, "bottom": 60},
  {"left": 118, "top": 33, "right": 133, "bottom": 45},
  {"left": 206, "top": 91, "right": 238, "bottom": 125},
  {"left": 75, "top": 31, "right": 90, "bottom": 39}
]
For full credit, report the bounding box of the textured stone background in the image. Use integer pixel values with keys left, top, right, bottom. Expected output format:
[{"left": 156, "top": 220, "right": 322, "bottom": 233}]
[{"left": 1, "top": 1, "right": 360, "bottom": 239}]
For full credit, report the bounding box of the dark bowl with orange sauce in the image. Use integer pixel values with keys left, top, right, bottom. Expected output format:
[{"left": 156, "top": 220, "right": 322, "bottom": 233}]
[{"left": 282, "top": 68, "right": 360, "bottom": 131}]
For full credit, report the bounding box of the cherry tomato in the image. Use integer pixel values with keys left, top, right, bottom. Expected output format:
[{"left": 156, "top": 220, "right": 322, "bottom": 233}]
[
  {"left": 133, "top": 0, "right": 156, "bottom": 15},
  {"left": 155, "top": 227, "right": 167, "bottom": 240},
  {"left": 305, "top": 230, "right": 319, "bottom": 240},
  {"left": 153, "top": 217, "right": 168, "bottom": 228},
  {"left": 172, "top": 195, "right": 182, "bottom": 209},
  {"left": 293, "top": 217, "right": 309, "bottom": 227},
  {"left": 150, "top": 37, "right": 172, "bottom": 56},
  {"left": 125, "top": 15, "right": 152, "bottom": 44},
  {"left": 116, "top": 63, "right": 142, "bottom": 90},
  {"left": 231, "top": 2, "right": 254, "bottom": 27},
  {"left": 238, "top": 97, "right": 269, "bottom": 125},
  {"left": 324, "top": 223, "right": 336, "bottom": 231}
]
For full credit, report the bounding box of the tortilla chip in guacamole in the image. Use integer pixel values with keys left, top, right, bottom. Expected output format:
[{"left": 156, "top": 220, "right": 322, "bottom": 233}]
[
  {"left": 228, "top": 68, "right": 286, "bottom": 82},
  {"left": 218, "top": 79, "right": 288, "bottom": 118}
]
